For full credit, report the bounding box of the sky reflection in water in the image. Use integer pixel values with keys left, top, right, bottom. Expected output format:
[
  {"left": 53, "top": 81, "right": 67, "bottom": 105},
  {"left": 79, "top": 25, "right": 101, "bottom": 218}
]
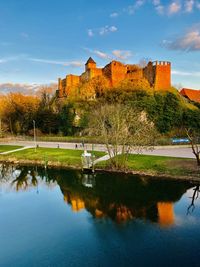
[{"left": 0, "top": 164, "right": 200, "bottom": 267}]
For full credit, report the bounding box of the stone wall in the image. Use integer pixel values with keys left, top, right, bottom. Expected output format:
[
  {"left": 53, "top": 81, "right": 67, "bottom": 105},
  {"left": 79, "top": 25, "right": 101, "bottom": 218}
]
[
  {"left": 110, "top": 61, "right": 127, "bottom": 86},
  {"left": 126, "top": 64, "right": 143, "bottom": 80},
  {"left": 66, "top": 75, "right": 80, "bottom": 95}
]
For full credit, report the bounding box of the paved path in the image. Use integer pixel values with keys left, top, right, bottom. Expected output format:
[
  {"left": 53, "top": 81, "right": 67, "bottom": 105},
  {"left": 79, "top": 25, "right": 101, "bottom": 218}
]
[
  {"left": 94, "top": 151, "right": 122, "bottom": 165},
  {"left": 132, "top": 147, "right": 195, "bottom": 159},
  {"left": 0, "top": 141, "right": 195, "bottom": 159},
  {"left": 0, "top": 146, "right": 34, "bottom": 155}
]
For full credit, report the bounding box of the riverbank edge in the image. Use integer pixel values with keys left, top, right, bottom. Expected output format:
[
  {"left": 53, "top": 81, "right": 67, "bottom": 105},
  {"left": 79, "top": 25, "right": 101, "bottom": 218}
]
[{"left": 0, "top": 158, "right": 199, "bottom": 184}]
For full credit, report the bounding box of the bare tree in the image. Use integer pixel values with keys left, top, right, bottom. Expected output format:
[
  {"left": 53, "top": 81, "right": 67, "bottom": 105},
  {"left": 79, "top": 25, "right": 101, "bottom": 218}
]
[
  {"left": 88, "top": 104, "right": 157, "bottom": 170},
  {"left": 186, "top": 128, "right": 200, "bottom": 166}
]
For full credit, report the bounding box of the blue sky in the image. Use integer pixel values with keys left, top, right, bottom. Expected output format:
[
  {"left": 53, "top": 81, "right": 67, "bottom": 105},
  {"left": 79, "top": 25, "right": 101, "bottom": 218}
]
[{"left": 0, "top": 0, "right": 200, "bottom": 91}]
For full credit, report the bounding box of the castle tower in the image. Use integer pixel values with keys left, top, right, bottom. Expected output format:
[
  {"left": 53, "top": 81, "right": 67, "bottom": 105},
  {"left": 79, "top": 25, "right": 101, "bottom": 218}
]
[
  {"left": 85, "top": 57, "right": 96, "bottom": 71},
  {"left": 153, "top": 61, "right": 171, "bottom": 90}
]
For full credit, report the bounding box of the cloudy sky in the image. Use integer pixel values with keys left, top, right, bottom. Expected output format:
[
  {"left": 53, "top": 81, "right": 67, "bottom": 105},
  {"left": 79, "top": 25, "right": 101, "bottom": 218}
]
[{"left": 0, "top": 0, "right": 200, "bottom": 92}]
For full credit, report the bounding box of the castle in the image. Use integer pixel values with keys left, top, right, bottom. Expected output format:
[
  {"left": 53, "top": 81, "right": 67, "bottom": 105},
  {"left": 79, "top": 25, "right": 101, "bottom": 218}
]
[{"left": 57, "top": 57, "right": 171, "bottom": 98}]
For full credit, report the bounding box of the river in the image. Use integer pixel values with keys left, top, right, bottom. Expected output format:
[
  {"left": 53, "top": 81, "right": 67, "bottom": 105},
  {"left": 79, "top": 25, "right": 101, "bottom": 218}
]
[{"left": 0, "top": 164, "right": 200, "bottom": 267}]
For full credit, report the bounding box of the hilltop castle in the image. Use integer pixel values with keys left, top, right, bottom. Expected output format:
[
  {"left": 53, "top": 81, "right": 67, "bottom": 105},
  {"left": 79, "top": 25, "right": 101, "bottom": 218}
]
[{"left": 57, "top": 57, "right": 171, "bottom": 98}]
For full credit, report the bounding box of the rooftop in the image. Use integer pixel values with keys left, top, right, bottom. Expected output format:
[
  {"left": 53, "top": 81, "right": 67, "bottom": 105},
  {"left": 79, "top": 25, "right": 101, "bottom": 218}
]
[
  {"left": 85, "top": 57, "right": 96, "bottom": 65},
  {"left": 180, "top": 88, "right": 200, "bottom": 103}
]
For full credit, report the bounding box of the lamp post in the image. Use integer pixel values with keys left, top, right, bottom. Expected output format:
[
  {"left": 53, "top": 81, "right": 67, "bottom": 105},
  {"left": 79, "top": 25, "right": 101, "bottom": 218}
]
[
  {"left": 0, "top": 118, "right": 2, "bottom": 138},
  {"left": 33, "top": 120, "right": 36, "bottom": 152}
]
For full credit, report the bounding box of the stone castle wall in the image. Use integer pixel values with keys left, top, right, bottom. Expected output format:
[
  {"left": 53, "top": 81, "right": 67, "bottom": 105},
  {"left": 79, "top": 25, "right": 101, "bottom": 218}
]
[{"left": 57, "top": 58, "right": 171, "bottom": 98}]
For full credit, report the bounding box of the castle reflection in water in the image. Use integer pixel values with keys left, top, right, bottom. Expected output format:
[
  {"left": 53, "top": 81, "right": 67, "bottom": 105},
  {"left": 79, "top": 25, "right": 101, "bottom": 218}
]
[{"left": 0, "top": 164, "right": 197, "bottom": 226}]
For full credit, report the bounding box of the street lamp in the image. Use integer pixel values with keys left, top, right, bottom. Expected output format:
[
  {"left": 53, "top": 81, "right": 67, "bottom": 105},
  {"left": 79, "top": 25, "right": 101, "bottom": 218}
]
[
  {"left": 33, "top": 120, "right": 37, "bottom": 152},
  {"left": 0, "top": 117, "right": 2, "bottom": 138}
]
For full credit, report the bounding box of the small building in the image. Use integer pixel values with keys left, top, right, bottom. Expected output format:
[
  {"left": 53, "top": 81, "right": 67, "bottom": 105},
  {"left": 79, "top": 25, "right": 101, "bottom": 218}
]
[
  {"left": 81, "top": 150, "right": 95, "bottom": 171},
  {"left": 180, "top": 88, "right": 200, "bottom": 103}
]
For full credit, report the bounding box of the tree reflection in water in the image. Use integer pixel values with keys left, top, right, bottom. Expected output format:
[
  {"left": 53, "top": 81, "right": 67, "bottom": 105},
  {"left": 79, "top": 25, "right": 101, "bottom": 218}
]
[
  {"left": 0, "top": 163, "right": 197, "bottom": 225},
  {"left": 187, "top": 185, "right": 200, "bottom": 214},
  {"left": 0, "top": 164, "right": 56, "bottom": 192}
]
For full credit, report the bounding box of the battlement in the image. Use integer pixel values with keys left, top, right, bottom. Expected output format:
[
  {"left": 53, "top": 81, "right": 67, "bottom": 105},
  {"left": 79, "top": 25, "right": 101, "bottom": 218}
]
[{"left": 152, "top": 61, "right": 171, "bottom": 66}]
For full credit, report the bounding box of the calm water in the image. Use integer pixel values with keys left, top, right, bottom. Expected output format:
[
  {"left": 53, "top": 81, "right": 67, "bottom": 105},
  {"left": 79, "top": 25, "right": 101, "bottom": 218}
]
[{"left": 0, "top": 164, "right": 200, "bottom": 267}]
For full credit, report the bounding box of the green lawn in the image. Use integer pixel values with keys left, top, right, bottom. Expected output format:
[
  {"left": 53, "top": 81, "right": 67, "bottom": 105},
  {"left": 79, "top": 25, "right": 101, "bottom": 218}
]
[
  {"left": 97, "top": 154, "right": 199, "bottom": 178},
  {"left": 0, "top": 145, "right": 23, "bottom": 153},
  {"left": 0, "top": 147, "right": 198, "bottom": 178},
  {"left": 0, "top": 147, "right": 106, "bottom": 167}
]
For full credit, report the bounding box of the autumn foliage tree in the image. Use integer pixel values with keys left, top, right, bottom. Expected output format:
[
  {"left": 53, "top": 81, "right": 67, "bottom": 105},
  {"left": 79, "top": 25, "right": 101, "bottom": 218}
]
[{"left": 0, "top": 93, "right": 39, "bottom": 134}]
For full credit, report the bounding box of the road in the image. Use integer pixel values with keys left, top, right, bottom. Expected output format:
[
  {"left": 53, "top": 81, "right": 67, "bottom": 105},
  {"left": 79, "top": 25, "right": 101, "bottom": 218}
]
[{"left": 0, "top": 140, "right": 195, "bottom": 159}]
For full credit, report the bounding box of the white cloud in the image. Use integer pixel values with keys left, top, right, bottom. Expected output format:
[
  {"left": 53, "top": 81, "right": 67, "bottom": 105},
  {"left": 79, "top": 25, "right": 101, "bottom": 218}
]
[
  {"left": 0, "top": 59, "right": 8, "bottom": 64},
  {"left": 29, "top": 58, "right": 83, "bottom": 67},
  {"left": 84, "top": 48, "right": 132, "bottom": 61},
  {"left": 110, "top": 12, "right": 118, "bottom": 18},
  {"left": 172, "top": 69, "right": 200, "bottom": 77},
  {"left": 164, "top": 25, "right": 200, "bottom": 51},
  {"left": 152, "top": 0, "right": 160, "bottom": 5},
  {"left": 87, "top": 25, "right": 118, "bottom": 37},
  {"left": 84, "top": 48, "right": 111, "bottom": 60},
  {"left": 0, "top": 56, "right": 23, "bottom": 64},
  {"left": 184, "top": 0, "right": 194, "bottom": 12},
  {"left": 152, "top": 0, "right": 165, "bottom": 14},
  {"left": 93, "top": 50, "right": 110, "bottom": 59},
  {"left": 109, "top": 26, "right": 117, "bottom": 32},
  {"left": 87, "top": 29, "right": 94, "bottom": 37},
  {"left": 0, "top": 83, "right": 42, "bottom": 95},
  {"left": 112, "top": 50, "right": 132, "bottom": 60},
  {"left": 126, "top": 0, "right": 145, "bottom": 14},
  {"left": 155, "top": 5, "right": 165, "bottom": 14},
  {"left": 121, "top": 1, "right": 200, "bottom": 16},
  {"left": 168, "top": 1, "right": 182, "bottom": 15},
  {"left": 0, "top": 82, "right": 58, "bottom": 95},
  {"left": 99, "top": 25, "right": 118, "bottom": 35}
]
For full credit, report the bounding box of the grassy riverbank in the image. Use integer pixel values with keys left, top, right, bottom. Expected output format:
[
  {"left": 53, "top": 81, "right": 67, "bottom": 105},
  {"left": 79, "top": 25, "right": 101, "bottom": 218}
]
[
  {"left": 0, "top": 147, "right": 105, "bottom": 168},
  {"left": 0, "top": 145, "right": 23, "bottom": 153},
  {"left": 96, "top": 154, "right": 200, "bottom": 180},
  {"left": 0, "top": 146, "right": 199, "bottom": 180}
]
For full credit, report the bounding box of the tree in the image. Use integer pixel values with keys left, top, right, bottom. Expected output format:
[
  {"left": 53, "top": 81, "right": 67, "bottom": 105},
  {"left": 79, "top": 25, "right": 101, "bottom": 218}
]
[
  {"left": 117, "top": 77, "right": 151, "bottom": 92},
  {"left": 154, "top": 92, "right": 183, "bottom": 133},
  {"left": 89, "top": 76, "right": 110, "bottom": 97},
  {"left": 59, "top": 103, "right": 76, "bottom": 135},
  {"left": 72, "top": 76, "right": 110, "bottom": 100},
  {"left": 185, "top": 128, "right": 200, "bottom": 166},
  {"left": 34, "top": 88, "right": 59, "bottom": 134},
  {"left": 182, "top": 109, "right": 200, "bottom": 166},
  {"left": 88, "top": 103, "right": 157, "bottom": 170},
  {"left": 2, "top": 93, "right": 39, "bottom": 134}
]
